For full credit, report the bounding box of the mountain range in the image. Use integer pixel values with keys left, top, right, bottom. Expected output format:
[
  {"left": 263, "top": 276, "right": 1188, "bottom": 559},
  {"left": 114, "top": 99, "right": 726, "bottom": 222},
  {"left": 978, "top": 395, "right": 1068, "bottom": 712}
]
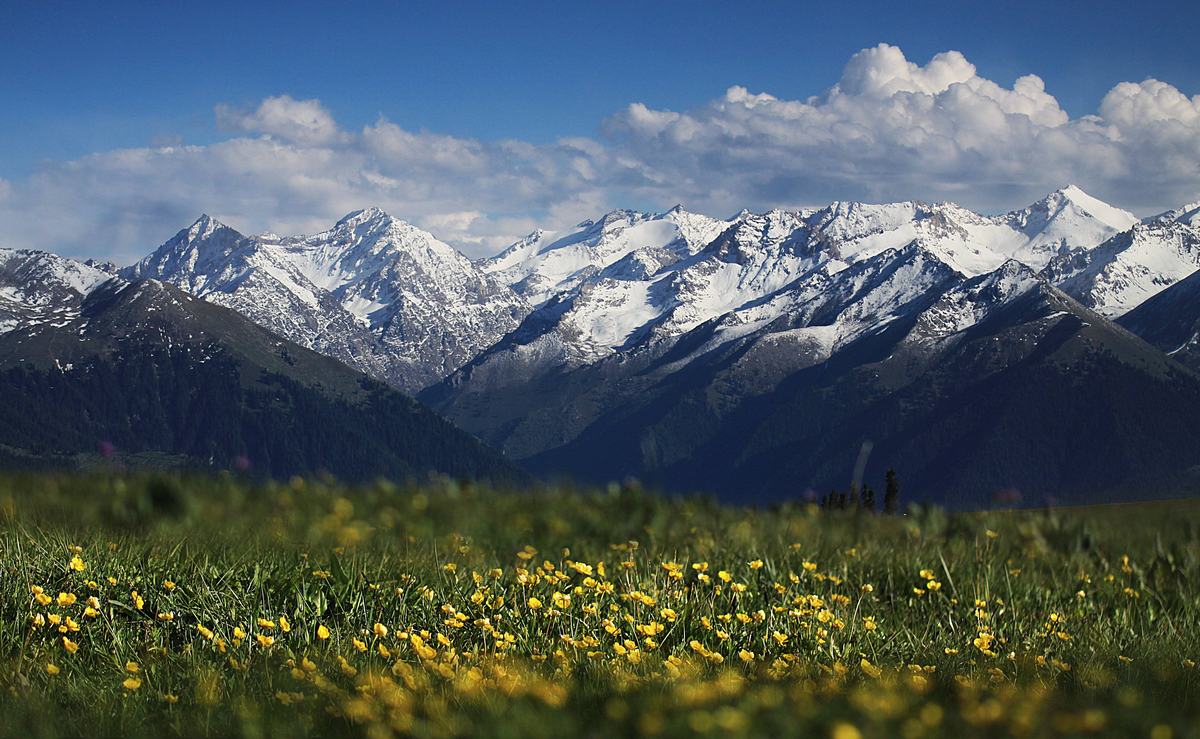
[
  {"left": 3, "top": 185, "right": 1200, "bottom": 504},
  {"left": 126, "top": 208, "right": 528, "bottom": 394},
  {"left": 0, "top": 249, "right": 521, "bottom": 482}
]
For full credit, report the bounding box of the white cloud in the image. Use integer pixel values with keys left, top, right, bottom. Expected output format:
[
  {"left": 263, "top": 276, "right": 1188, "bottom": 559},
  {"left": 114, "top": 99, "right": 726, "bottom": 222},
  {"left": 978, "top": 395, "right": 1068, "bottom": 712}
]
[
  {"left": 1100, "top": 79, "right": 1200, "bottom": 128},
  {"left": 0, "top": 43, "right": 1197, "bottom": 263},
  {"left": 0, "top": 115, "right": 609, "bottom": 263},
  {"left": 216, "top": 95, "right": 344, "bottom": 146},
  {"left": 836, "top": 45, "right": 977, "bottom": 98}
]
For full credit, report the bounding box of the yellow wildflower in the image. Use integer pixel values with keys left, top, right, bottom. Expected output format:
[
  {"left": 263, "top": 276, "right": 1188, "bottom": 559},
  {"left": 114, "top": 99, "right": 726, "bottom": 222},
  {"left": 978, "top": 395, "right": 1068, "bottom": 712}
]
[{"left": 831, "top": 722, "right": 862, "bottom": 739}]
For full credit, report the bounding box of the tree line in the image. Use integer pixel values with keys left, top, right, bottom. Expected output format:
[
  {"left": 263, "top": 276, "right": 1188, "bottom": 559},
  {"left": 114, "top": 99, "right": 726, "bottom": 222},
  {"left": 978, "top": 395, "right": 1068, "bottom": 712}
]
[{"left": 818, "top": 468, "right": 901, "bottom": 513}]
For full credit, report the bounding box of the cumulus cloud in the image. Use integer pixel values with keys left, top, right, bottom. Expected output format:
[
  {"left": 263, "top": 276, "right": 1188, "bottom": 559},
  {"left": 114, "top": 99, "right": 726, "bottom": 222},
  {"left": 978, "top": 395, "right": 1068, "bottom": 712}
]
[
  {"left": 216, "top": 95, "right": 345, "bottom": 146},
  {"left": 0, "top": 43, "right": 1197, "bottom": 263},
  {"left": 0, "top": 114, "right": 609, "bottom": 263},
  {"left": 605, "top": 43, "right": 1200, "bottom": 214}
]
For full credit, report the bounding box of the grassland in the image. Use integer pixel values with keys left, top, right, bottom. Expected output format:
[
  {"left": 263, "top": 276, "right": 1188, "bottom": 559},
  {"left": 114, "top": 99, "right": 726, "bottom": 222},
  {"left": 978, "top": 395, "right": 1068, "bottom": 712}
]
[{"left": 0, "top": 473, "right": 1197, "bottom": 738}]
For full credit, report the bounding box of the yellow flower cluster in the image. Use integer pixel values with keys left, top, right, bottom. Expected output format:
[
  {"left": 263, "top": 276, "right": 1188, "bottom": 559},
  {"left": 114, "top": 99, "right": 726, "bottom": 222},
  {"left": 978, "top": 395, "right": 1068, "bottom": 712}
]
[{"left": 4, "top": 482, "right": 1197, "bottom": 739}]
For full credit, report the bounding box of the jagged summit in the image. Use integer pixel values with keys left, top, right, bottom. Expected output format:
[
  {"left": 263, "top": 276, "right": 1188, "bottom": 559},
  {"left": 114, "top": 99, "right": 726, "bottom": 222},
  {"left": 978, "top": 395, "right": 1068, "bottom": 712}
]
[
  {"left": 123, "top": 210, "right": 529, "bottom": 393},
  {"left": 1047, "top": 184, "right": 1137, "bottom": 222},
  {"left": 482, "top": 206, "right": 731, "bottom": 307},
  {"left": 1, "top": 247, "right": 119, "bottom": 337},
  {"left": 1009, "top": 185, "right": 1137, "bottom": 232},
  {"left": 186, "top": 213, "right": 233, "bottom": 240},
  {"left": 1148, "top": 201, "right": 1200, "bottom": 226},
  {"left": 13, "top": 187, "right": 1199, "bottom": 398},
  {"left": 334, "top": 206, "right": 395, "bottom": 229},
  {"left": 9, "top": 187, "right": 1200, "bottom": 503},
  {"left": 431, "top": 190, "right": 1200, "bottom": 506},
  {"left": 0, "top": 270, "right": 524, "bottom": 483}
]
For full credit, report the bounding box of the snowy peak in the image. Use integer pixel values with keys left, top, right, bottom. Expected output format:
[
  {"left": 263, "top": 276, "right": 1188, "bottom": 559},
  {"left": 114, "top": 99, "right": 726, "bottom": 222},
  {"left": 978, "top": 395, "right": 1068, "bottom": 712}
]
[
  {"left": 968, "top": 259, "right": 1042, "bottom": 300},
  {"left": 703, "top": 208, "right": 811, "bottom": 264},
  {"left": 124, "top": 211, "right": 528, "bottom": 393},
  {"left": 911, "top": 260, "right": 1049, "bottom": 344},
  {"left": 335, "top": 206, "right": 391, "bottom": 227},
  {"left": 1148, "top": 201, "right": 1200, "bottom": 227},
  {"left": 1044, "top": 197, "right": 1200, "bottom": 317},
  {"left": 1049, "top": 185, "right": 1136, "bottom": 227},
  {"left": 464, "top": 189, "right": 1158, "bottom": 387},
  {"left": 998, "top": 186, "right": 1137, "bottom": 265},
  {"left": 187, "top": 213, "right": 230, "bottom": 239},
  {"left": 796, "top": 188, "right": 1134, "bottom": 273},
  {"left": 127, "top": 215, "right": 250, "bottom": 293},
  {"left": 0, "top": 248, "right": 116, "bottom": 295},
  {"left": 488, "top": 193, "right": 1100, "bottom": 313},
  {"left": 816, "top": 200, "right": 921, "bottom": 241},
  {"left": 304, "top": 209, "right": 464, "bottom": 268},
  {"left": 327, "top": 207, "right": 426, "bottom": 244},
  {"left": 483, "top": 206, "right": 731, "bottom": 306},
  {"left": 1010, "top": 184, "right": 1137, "bottom": 231},
  {"left": 0, "top": 247, "right": 118, "bottom": 335}
]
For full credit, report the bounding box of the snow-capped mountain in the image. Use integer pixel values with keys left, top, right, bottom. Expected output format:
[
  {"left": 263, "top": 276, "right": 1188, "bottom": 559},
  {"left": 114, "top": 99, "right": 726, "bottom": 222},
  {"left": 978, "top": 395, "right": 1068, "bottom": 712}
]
[
  {"left": 1045, "top": 202, "right": 1200, "bottom": 316},
  {"left": 127, "top": 209, "right": 529, "bottom": 393},
  {"left": 995, "top": 185, "right": 1138, "bottom": 267},
  {"left": 427, "top": 187, "right": 1200, "bottom": 504},
  {"left": 480, "top": 206, "right": 731, "bottom": 307},
  {"left": 6, "top": 185, "right": 1200, "bottom": 503},
  {"left": 1118, "top": 266, "right": 1200, "bottom": 370},
  {"left": 459, "top": 187, "right": 1137, "bottom": 375},
  {"left": 429, "top": 232, "right": 1200, "bottom": 506},
  {"left": 0, "top": 247, "right": 116, "bottom": 335},
  {"left": 0, "top": 277, "right": 522, "bottom": 482},
  {"left": 783, "top": 187, "right": 1130, "bottom": 275}
]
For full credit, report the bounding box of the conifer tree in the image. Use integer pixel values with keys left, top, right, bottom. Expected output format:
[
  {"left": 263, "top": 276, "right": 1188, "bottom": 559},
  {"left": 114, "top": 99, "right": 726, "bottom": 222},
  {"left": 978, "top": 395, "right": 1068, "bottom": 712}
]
[{"left": 884, "top": 469, "right": 900, "bottom": 514}]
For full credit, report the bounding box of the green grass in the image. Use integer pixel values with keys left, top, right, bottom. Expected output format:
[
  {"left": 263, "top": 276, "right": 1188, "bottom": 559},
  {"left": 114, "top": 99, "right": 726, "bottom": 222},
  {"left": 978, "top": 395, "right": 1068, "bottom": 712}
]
[{"left": 0, "top": 472, "right": 1198, "bottom": 738}]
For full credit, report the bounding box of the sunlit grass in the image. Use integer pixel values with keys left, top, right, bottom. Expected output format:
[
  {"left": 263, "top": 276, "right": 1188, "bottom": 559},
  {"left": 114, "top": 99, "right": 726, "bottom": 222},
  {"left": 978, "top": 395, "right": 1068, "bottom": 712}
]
[{"left": 0, "top": 473, "right": 1197, "bottom": 737}]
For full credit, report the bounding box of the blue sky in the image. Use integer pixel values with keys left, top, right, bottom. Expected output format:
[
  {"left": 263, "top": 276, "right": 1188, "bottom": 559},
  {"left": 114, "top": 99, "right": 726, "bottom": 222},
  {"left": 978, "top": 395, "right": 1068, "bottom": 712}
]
[{"left": 1, "top": 0, "right": 1198, "bottom": 261}]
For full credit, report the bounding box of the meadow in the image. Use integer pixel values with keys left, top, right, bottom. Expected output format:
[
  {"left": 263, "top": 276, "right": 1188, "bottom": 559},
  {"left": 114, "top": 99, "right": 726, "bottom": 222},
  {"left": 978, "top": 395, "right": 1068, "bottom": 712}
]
[{"left": 0, "top": 473, "right": 1197, "bottom": 738}]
